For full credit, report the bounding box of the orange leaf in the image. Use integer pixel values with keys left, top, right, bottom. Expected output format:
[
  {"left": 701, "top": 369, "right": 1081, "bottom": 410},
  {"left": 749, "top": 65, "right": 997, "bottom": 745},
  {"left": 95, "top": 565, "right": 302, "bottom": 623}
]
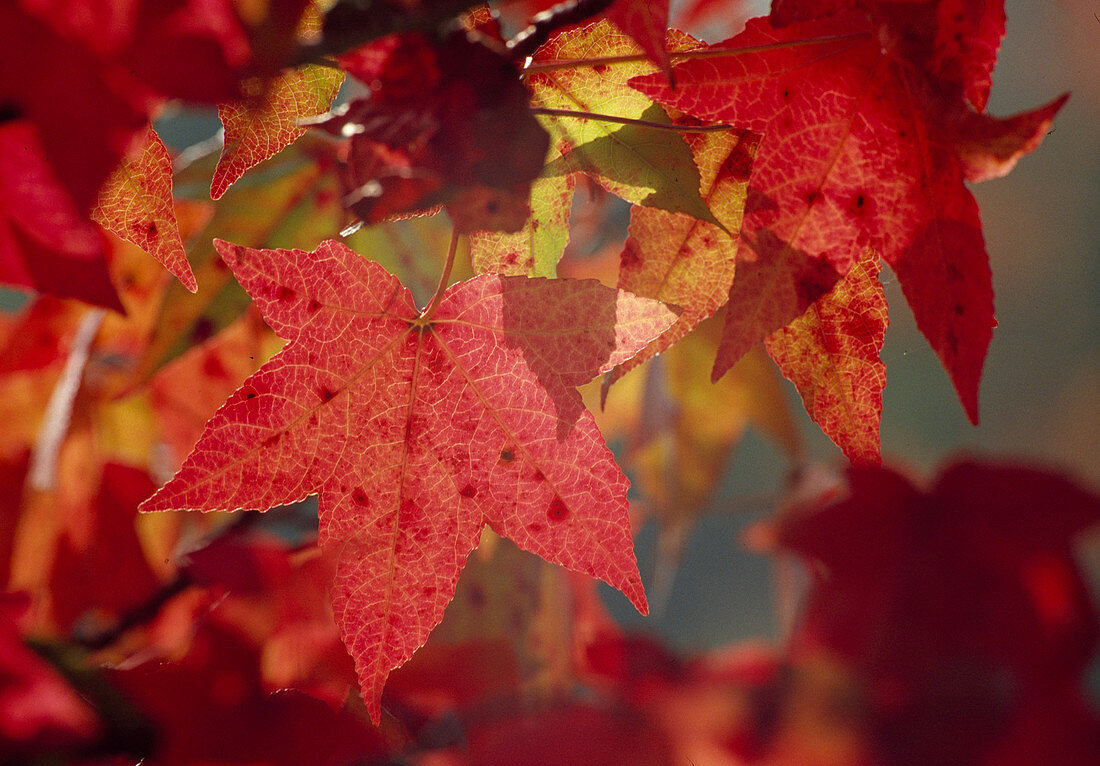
[
  {"left": 92, "top": 126, "right": 196, "bottom": 292},
  {"left": 766, "top": 248, "right": 887, "bottom": 464},
  {"left": 605, "top": 126, "right": 758, "bottom": 394},
  {"left": 211, "top": 63, "right": 343, "bottom": 199}
]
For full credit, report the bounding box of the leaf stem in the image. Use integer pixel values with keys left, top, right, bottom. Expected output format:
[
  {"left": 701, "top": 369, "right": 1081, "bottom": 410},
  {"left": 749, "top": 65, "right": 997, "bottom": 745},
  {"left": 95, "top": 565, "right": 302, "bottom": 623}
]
[
  {"left": 531, "top": 106, "right": 731, "bottom": 132},
  {"left": 420, "top": 226, "right": 460, "bottom": 322},
  {"left": 521, "top": 31, "right": 870, "bottom": 75}
]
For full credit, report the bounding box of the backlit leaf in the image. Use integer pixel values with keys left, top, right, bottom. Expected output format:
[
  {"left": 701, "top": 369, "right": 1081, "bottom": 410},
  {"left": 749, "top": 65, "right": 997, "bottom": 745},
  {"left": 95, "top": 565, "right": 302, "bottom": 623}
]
[
  {"left": 529, "top": 22, "right": 721, "bottom": 226},
  {"left": 211, "top": 62, "right": 344, "bottom": 200},
  {"left": 632, "top": 10, "right": 1066, "bottom": 421},
  {"left": 92, "top": 126, "right": 196, "bottom": 292},
  {"left": 141, "top": 238, "right": 677, "bottom": 721},
  {"left": 604, "top": 125, "right": 757, "bottom": 393},
  {"left": 765, "top": 248, "right": 887, "bottom": 464}
]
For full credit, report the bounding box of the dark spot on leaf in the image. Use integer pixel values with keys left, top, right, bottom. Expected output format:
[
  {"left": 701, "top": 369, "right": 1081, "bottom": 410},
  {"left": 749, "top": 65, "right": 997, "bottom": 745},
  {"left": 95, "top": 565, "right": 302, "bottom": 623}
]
[
  {"left": 277, "top": 286, "right": 295, "bottom": 301},
  {"left": 856, "top": 195, "right": 864, "bottom": 208},
  {"left": 533, "top": 470, "right": 544, "bottom": 482},
  {"left": 262, "top": 432, "right": 282, "bottom": 447},
  {"left": 547, "top": 495, "right": 569, "bottom": 523},
  {"left": 720, "top": 137, "right": 757, "bottom": 181},
  {"left": 500, "top": 448, "right": 515, "bottom": 463},
  {"left": 528, "top": 522, "right": 544, "bottom": 533},
  {"left": 782, "top": 89, "right": 790, "bottom": 99},
  {"left": 422, "top": 586, "right": 436, "bottom": 597},
  {"left": 319, "top": 386, "right": 336, "bottom": 401},
  {"left": 242, "top": 386, "right": 258, "bottom": 400},
  {"left": 352, "top": 488, "right": 369, "bottom": 505},
  {"left": 794, "top": 259, "right": 841, "bottom": 309},
  {"left": 621, "top": 238, "right": 641, "bottom": 269},
  {"left": 953, "top": 303, "right": 966, "bottom": 316},
  {"left": 594, "top": 64, "right": 609, "bottom": 74},
  {"left": 460, "top": 484, "right": 477, "bottom": 499},
  {"left": 307, "top": 299, "right": 322, "bottom": 312},
  {"left": 945, "top": 329, "right": 959, "bottom": 357},
  {"left": 806, "top": 190, "right": 818, "bottom": 205},
  {"left": 145, "top": 221, "right": 158, "bottom": 237}
]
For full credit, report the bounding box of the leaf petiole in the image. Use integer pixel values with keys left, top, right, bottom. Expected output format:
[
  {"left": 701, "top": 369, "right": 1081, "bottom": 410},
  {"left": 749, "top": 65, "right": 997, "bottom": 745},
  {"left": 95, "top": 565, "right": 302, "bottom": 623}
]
[{"left": 419, "top": 226, "right": 461, "bottom": 323}]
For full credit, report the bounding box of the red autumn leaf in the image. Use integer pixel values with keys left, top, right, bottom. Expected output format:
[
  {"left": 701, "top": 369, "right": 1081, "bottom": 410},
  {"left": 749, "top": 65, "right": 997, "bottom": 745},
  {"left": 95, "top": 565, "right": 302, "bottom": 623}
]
[
  {"left": 770, "top": 460, "right": 1100, "bottom": 765},
  {"left": 771, "top": 0, "right": 1006, "bottom": 112},
  {"left": 92, "top": 126, "right": 197, "bottom": 292},
  {"left": 141, "top": 238, "right": 676, "bottom": 722},
  {"left": 631, "top": 6, "right": 1067, "bottom": 422},
  {"left": 0, "top": 0, "right": 255, "bottom": 307},
  {"left": 0, "top": 593, "right": 100, "bottom": 756},
  {"left": 108, "top": 621, "right": 386, "bottom": 766},
  {"left": 185, "top": 534, "right": 358, "bottom": 707},
  {"left": 48, "top": 463, "right": 163, "bottom": 634},
  {"left": 0, "top": 121, "right": 122, "bottom": 311},
  {"left": 312, "top": 30, "right": 549, "bottom": 232},
  {"left": 210, "top": 63, "right": 344, "bottom": 200},
  {"left": 0, "top": 1, "right": 150, "bottom": 216},
  {"left": 765, "top": 248, "right": 887, "bottom": 464}
]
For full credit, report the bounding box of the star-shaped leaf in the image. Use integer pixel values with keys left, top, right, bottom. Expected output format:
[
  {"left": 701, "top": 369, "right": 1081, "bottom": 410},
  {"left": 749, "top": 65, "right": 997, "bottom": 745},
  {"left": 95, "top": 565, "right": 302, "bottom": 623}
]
[
  {"left": 631, "top": 8, "right": 1066, "bottom": 421},
  {"left": 141, "top": 239, "right": 677, "bottom": 722}
]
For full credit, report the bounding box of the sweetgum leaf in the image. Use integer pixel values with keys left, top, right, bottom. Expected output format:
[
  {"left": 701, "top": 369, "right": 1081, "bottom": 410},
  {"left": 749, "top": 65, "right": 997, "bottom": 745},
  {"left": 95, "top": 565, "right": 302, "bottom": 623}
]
[
  {"left": 631, "top": 8, "right": 1066, "bottom": 422},
  {"left": 141, "top": 239, "right": 677, "bottom": 722},
  {"left": 765, "top": 248, "right": 887, "bottom": 464},
  {"left": 529, "top": 21, "right": 722, "bottom": 227},
  {"left": 92, "top": 126, "right": 197, "bottom": 292},
  {"left": 314, "top": 30, "right": 549, "bottom": 232},
  {"left": 134, "top": 135, "right": 347, "bottom": 383},
  {"left": 211, "top": 63, "right": 344, "bottom": 200}
]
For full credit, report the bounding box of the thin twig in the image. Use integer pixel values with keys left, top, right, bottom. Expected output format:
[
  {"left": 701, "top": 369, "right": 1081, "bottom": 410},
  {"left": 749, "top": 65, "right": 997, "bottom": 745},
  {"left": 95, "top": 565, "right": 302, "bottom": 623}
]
[
  {"left": 531, "top": 106, "right": 731, "bottom": 132},
  {"left": 522, "top": 31, "right": 870, "bottom": 75}
]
